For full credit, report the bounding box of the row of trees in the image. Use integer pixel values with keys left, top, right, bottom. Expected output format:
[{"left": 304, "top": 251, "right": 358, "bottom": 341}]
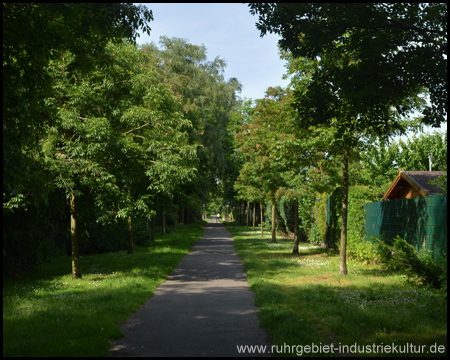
[
  {"left": 3, "top": 3, "right": 446, "bottom": 280},
  {"left": 3, "top": 4, "right": 242, "bottom": 278},
  {"left": 235, "top": 3, "right": 447, "bottom": 275}
]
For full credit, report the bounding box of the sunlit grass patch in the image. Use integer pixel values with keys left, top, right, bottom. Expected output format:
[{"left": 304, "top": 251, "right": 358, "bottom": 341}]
[
  {"left": 3, "top": 221, "right": 206, "bottom": 357},
  {"left": 224, "top": 222, "right": 447, "bottom": 357}
]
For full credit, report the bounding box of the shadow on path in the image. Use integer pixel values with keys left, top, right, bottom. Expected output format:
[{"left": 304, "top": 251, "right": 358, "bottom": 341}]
[{"left": 109, "top": 219, "right": 269, "bottom": 357}]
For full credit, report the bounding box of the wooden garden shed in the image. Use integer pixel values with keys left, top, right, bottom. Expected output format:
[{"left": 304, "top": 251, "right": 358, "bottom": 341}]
[{"left": 383, "top": 170, "right": 446, "bottom": 200}]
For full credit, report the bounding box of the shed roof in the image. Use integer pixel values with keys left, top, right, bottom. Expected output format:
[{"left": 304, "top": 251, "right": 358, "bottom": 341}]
[{"left": 383, "top": 170, "right": 446, "bottom": 200}]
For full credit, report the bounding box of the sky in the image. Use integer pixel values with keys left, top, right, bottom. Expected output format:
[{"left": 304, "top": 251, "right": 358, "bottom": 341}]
[
  {"left": 135, "top": 3, "right": 289, "bottom": 101},
  {"left": 135, "top": 3, "right": 446, "bottom": 138}
]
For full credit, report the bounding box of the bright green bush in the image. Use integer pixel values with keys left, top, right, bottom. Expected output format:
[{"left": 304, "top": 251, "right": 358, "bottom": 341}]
[
  {"left": 346, "top": 186, "right": 382, "bottom": 263},
  {"left": 308, "top": 223, "right": 322, "bottom": 246},
  {"left": 372, "top": 235, "right": 445, "bottom": 289}
]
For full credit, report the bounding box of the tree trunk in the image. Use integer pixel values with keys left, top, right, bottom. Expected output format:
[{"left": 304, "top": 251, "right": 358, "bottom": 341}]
[
  {"left": 128, "top": 215, "right": 134, "bottom": 254},
  {"left": 162, "top": 210, "right": 166, "bottom": 235},
  {"left": 293, "top": 198, "right": 299, "bottom": 254},
  {"left": 151, "top": 216, "right": 156, "bottom": 242},
  {"left": 340, "top": 148, "right": 349, "bottom": 275},
  {"left": 271, "top": 200, "right": 276, "bottom": 243},
  {"left": 70, "top": 192, "right": 82, "bottom": 279},
  {"left": 174, "top": 209, "right": 177, "bottom": 232},
  {"left": 260, "top": 200, "right": 264, "bottom": 237},
  {"left": 252, "top": 201, "right": 256, "bottom": 232},
  {"left": 246, "top": 200, "right": 249, "bottom": 228},
  {"left": 181, "top": 207, "right": 184, "bottom": 227}
]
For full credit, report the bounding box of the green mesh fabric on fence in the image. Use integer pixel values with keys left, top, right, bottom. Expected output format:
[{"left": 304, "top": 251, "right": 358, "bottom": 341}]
[{"left": 363, "top": 194, "right": 447, "bottom": 263}]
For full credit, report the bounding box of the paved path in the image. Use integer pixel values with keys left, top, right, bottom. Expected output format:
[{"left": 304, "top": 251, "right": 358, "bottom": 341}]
[{"left": 109, "top": 219, "right": 269, "bottom": 357}]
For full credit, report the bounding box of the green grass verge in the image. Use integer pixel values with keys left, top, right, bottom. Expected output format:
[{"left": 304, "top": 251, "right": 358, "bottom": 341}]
[
  {"left": 224, "top": 222, "right": 447, "bottom": 357},
  {"left": 3, "top": 221, "right": 207, "bottom": 357}
]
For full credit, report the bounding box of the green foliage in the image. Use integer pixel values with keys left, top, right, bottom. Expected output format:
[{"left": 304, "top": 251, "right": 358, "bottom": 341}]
[
  {"left": 277, "top": 196, "right": 297, "bottom": 234},
  {"left": 4, "top": 32, "right": 243, "bottom": 278},
  {"left": 308, "top": 223, "right": 322, "bottom": 246},
  {"left": 3, "top": 3, "right": 153, "bottom": 211},
  {"left": 346, "top": 186, "right": 383, "bottom": 263},
  {"left": 140, "top": 37, "right": 243, "bottom": 217},
  {"left": 142, "top": 37, "right": 242, "bottom": 182},
  {"left": 307, "top": 185, "right": 383, "bottom": 261},
  {"left": 429, "top": 174, "right": 447, "bottom": 195},
  {"left": 396, "top": 131, "right": 447, "bottom": 171},
  {"left": 310, "top": 197, "right": 327, "bottom": 246},
  {"left": 234, "top": 87, "right": 337, "bottom": 244},
  {"left": 355, "top": 139, "right": 401, "bottom": 188},
  {"left": 297, "top": 192, "right": 316, "bottom": 238},
  {"left": 249, "top": 3, "right": 446, "bottom": 127},
  {"left": 372, "top": 235, "right": 446, "bottom": 290}
]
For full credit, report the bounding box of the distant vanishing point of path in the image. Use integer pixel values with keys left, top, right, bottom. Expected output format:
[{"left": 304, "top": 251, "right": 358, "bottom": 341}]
[{"left": 109, "top": 218, "right": 269, "bottom": 357}]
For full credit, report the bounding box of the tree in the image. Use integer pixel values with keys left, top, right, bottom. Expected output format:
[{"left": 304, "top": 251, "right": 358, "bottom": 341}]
[
  {"left": 396, "top": 131, "right": 447, "bottom": 171},
  {"left": 236, "top": 89, "right": 294, "bottom": 242},
  {"left": 247, "top": 4, "right": 440, "bottom": 274},
  {"left": 352, "top": 139, "right": 401, "bottom": 189},
  {"left": 352, "top": 130, "right": 447, "bottom": 190},
  {"left": 248, "top": 3, "right": 447, "bottom": 127},
  {"left": 142, "top": 37, "right": 242, "bottom": 173},
  {"left": 43, "top": 41, "right": 196, "bottom": 278},
  {"left": 282, "top": 50, "right": 410, "bottom": 275},
  {"left": 140, "top": 37, "right": 242, "bottom": 213},
  {"left": 3, "top": 3, "right": 153, "bottom": 211}
]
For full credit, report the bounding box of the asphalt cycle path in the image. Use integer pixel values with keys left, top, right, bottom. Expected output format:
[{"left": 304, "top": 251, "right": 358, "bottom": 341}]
[{"left": 109, "top": 217, "right": 269, "bottom": 357}]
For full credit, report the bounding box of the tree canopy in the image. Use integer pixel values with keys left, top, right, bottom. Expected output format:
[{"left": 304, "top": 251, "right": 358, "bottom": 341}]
[
  {"left": 248, "top": 3, "right": 447, "bottom": 128},
  {"left": 3, "top": 3, "right": 153, "bottom": 210}
]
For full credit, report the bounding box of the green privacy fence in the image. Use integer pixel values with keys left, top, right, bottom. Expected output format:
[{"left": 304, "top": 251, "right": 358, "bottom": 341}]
[{"left": 363, "top": 194, "right": 447, "bottom": 263}]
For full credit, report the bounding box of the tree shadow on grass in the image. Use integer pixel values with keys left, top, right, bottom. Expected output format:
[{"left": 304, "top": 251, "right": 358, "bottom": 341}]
[{"left": 253, "top": 281, "right": 447, "bottom": 357}]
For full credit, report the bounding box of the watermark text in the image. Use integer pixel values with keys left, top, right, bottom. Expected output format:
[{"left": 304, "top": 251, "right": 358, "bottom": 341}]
[{"left": 237, "top": 342, "right": 446, "bottom": 356}]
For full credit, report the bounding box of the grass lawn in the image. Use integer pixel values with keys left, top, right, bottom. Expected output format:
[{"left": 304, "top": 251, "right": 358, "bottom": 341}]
[
  {"left": 224, "top": 222, "right": 447, "bottom": 357},
  {"left": 3, "top": 221, "right": 207, "bottom": 357}
]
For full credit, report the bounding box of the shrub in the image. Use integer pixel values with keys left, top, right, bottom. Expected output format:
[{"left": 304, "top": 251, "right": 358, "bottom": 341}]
[
  {"left": 308, "top": 223, "right": 322, "bottom": 246},
  {"left": 372, "top": 235, "right": 445, "bottom": 289},
  {"left": 346, "top": 233, "right": 380, "bottom": 264}
]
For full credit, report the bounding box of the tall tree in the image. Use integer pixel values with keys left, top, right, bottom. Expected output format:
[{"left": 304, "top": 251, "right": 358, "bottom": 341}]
[
  {"left": 248, "top": 3, "right": 447, "bottom": 127},
  {"left": 248, "top": 5, "right": 436, "bottom": 273},
  {"left": 43, "top": 41, "right": 196, "bottom": 278},
  {"left": 236, "top": 87, "right": 338, "bottom": 251},
  {"left": 236, "top": 88, "right": 303, "bottom": 242},
  {"left": 286, "top": 51, "right": 411, "bottom": 275},
  {"left": 3, "top": 3, "right": 153, "bottom": 211},
  {"left": 140, "top": 37, "right": 242, "bottom": 202}
]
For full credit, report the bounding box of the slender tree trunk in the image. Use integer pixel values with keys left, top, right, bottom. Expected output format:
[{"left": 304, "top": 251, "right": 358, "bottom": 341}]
[
  {"left": 128, "top": 215, "right": 134, "bottom": 254},
  {"left": 340, "top": 148, "right": 349, "bottom": 275},
  {"left": 151, "top": 216, "right": 156, "bottom": 242},
  {"left": 246, "top": 200, "right": 249, "bottom": 228},
  {"left": 70, "top": 192, "right": 82, "bottom": 279},
  {"left": 181, "top": 207, "right": 184, "bottom": 227},
  {"left": 174, "top": 209, "right": 177, "bottom": 232},
  {"left": 260, "top": 200, "right": 264, "bottom": 237},
  {"left": 252, "top": 201, "right": 256, "bottom": 232},
  {"left": 271, "top": 200, "right": 276, "bottom": 243},
  {"left": 162, "top": 210, "right": 166, "bottom": 235},
  {"left": 293, "top": 198, "right": 299, "bottom": 254}
]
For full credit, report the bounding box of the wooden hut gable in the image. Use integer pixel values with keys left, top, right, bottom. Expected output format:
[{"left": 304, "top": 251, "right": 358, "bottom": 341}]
[{"left": 383, "top": 171, "right": 445, "bottom": 200}]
